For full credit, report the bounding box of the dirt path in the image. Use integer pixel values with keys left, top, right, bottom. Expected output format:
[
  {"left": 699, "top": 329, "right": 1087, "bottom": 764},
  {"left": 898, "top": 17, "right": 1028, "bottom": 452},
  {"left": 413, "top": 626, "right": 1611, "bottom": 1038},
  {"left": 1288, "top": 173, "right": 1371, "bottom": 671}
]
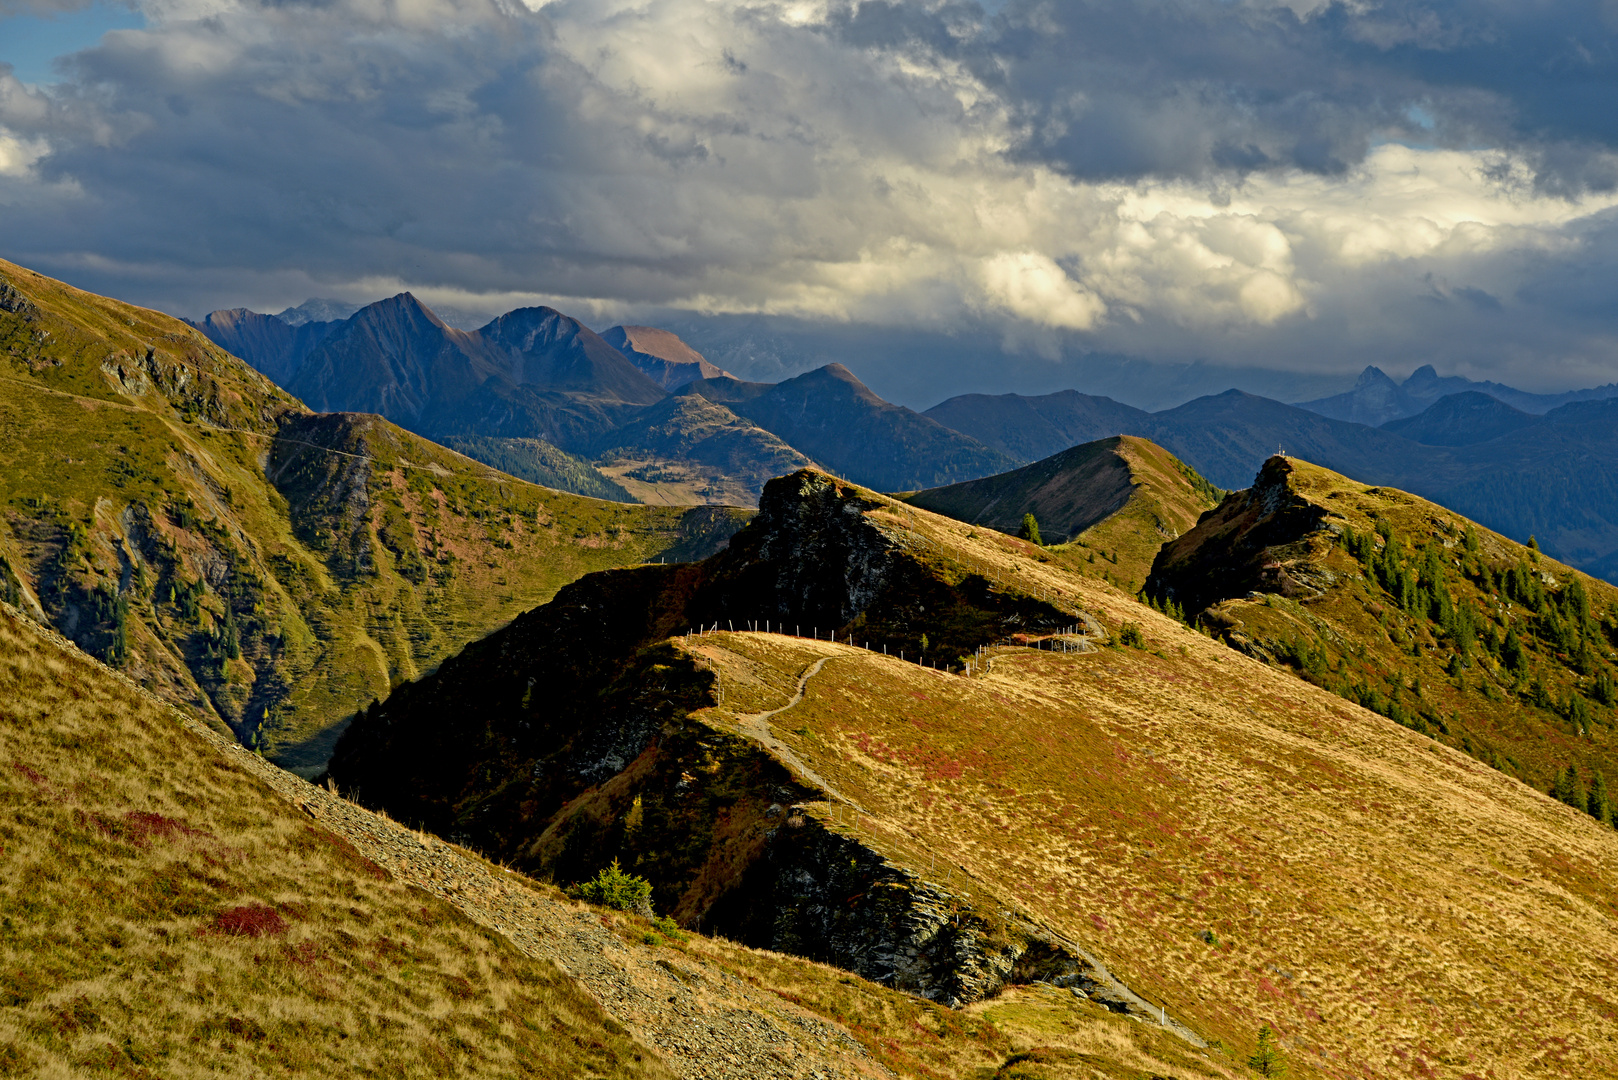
[{"left": 731, "top": 656, "right": 872, "bottom": 815}]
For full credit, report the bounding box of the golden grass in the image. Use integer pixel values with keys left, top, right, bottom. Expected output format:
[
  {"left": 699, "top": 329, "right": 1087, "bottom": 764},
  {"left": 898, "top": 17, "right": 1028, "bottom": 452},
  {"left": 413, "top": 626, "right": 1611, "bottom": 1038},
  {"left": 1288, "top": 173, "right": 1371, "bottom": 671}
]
[
  {"left": 663, "top": 478, "right": 1618, "bottom": 1079},
  {"left": 1203, "top": 457, "right": 1618, "bottom": 793},
  {"left": 0, "top": 604, "right": 668, "bottom": 1079}
]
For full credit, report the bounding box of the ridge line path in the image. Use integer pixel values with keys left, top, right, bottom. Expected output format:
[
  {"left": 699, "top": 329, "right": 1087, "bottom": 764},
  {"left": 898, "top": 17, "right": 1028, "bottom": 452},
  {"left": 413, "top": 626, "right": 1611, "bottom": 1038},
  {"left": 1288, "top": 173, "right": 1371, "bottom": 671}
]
[{"left": 732, "top": 656, "right": 871, "bottom": 815}]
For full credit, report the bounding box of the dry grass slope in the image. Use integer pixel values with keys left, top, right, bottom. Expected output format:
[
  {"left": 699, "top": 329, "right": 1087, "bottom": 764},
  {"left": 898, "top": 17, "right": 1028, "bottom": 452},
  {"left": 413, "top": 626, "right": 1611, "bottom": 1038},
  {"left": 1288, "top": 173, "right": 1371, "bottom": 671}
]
[
  {"left": 665, "top": 476, "right": 1618, "bottom": 1080},
  {"left": 0, "top": 603, "right": 668, "bottom": 1079},
  {"left": 1158, "top": 456, "right": 1618, "bottom": 799}
]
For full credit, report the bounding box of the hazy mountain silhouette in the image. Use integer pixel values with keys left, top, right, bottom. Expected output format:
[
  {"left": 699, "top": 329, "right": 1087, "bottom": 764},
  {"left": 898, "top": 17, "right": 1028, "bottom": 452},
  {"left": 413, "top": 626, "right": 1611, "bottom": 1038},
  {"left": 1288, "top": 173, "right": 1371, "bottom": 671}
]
[
  {"left": 922, "top": 390, "right": 1151, "bottom": 463},
  {"left": 684, "top": 363, "right": 1014, "bottom": 491},
  {"left": 1380, "top": 391, "right": 1537, "bottom": 446},
  {"left": 1296, "top": 363, "right": 1618, "bottom": 425},
  {"left": 186, "top": 308, "right": 341, "bottom": 386}
]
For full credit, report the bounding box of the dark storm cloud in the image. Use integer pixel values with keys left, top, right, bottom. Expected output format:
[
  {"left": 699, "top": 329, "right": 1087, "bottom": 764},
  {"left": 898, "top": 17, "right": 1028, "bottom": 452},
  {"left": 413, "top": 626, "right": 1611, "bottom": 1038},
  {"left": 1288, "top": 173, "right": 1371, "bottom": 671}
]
[
  {"left": 826, "top": 0, "right": 1618, "bottom": 191},
  {"left": 0, "top": 0, "right": 1614, "bottom": 391}
]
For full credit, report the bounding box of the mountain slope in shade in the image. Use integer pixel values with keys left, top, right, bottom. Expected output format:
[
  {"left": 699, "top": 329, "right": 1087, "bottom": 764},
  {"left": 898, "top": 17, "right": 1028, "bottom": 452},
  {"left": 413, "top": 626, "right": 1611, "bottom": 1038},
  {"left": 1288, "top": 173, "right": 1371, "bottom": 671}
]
[
  {"left": 331, "top": 467, "right": 1618, "bottom": 1077},
  {"left": 922, "top": 389, "right": 1152, "bottom": 464},
  {"left": 289, "top": 293, "right": 495, "bottom": 423},
  {"left": 1380, "top": 390, "right": 1537, "bottom": 445},
  {"left": 1147, "top": 454, "right": 1618, "bottom": 797},
  {"left": 435, "top": 434, "right": 635, "bottom": 502},
  {"left": 479, "top": 308, "right": 667, "bottom": 405},
  {"left": 687, "top": 363, "right": 1015, "bottom": 491},
  {"left": 286, "top": 295, "right": 662, "bottom": 450},
  {"left": 187, "top": 308, "right": 341, "bottom": 385},
  {"left": 601, "top": 324, "right": 732, "bottom": 390},
  {"left": 589, "top": 393, "right": 815, "bottom": 507},
  {"left": 903, "top": 435, "right": 1222, "bottom": 590}
]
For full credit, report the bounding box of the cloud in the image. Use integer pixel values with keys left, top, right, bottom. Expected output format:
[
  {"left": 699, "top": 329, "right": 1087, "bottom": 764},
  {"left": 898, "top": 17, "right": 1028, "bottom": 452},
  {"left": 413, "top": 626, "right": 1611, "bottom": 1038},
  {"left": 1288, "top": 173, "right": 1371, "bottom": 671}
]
[{"left": 0, "top": 0, "right": 1615, "bottom": 392}]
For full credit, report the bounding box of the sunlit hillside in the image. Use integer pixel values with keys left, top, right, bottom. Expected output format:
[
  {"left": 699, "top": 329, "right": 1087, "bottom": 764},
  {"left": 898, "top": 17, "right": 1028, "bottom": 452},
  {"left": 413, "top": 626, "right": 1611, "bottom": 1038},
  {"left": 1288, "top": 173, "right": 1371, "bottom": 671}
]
[
  {"left": 0, "top": 258, "right": 745, "bottom": 769},
  {"left": 1149, "top": 455, "right": 1618, "bottom": 803},
  {"left": 330, "top": 465, "right": 1618, "bottom": 1078},
  {"left": 0, "top": 603, "right": 666, "bottom": 1078}
]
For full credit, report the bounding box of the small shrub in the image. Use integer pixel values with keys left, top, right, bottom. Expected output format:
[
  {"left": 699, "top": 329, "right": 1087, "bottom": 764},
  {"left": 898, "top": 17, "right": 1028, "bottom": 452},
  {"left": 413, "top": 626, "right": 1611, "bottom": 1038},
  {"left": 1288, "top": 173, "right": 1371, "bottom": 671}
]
[
  {"left": 1248, "top": 1024, "right": 1287, "bottom": 1077},
  {"left": 577, "top": 859, "right": 653, "bottom": 915},
  {"left": 1017, "top": 513, "right": 1042, "bottom": 547},
  {"left": 213, "top": 904, "right": 288, "bottom": 938},
  {"left": 1119, "top": 623, "right": 1145, "bottom": 649}
]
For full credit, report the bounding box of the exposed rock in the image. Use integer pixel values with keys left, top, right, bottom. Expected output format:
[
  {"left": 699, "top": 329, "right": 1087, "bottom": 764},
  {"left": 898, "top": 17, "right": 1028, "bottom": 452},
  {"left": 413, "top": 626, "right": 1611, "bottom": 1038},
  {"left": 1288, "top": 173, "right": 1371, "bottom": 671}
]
[{"left": 1145, "top": 455, "right": 1335, "bottom": 617}]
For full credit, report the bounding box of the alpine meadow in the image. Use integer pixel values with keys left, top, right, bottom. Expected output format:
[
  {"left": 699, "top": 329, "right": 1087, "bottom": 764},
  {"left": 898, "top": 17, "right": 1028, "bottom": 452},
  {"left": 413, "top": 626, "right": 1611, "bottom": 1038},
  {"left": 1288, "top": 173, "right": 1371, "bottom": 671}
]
[{"left": 5, "top": 0, "right": 1618, "bottom": 1076}]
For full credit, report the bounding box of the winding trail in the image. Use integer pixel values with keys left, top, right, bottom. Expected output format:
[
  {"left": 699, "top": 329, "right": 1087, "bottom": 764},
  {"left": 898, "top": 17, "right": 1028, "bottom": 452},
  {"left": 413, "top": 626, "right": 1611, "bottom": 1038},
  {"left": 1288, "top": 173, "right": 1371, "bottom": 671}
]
[{"left": 733, "top": 655, "right": 870, "bottom": 814}]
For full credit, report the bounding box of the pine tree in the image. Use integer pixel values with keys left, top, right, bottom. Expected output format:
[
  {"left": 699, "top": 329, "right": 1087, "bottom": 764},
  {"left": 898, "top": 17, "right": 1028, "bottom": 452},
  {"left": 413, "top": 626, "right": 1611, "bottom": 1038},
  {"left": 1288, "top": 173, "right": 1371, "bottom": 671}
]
[
  {"left": 1553, "top": 765, "right": 1583, "bottom": 809},
  {"left": 1018, "top": 513, "right": 1043, "bottom": 546},
  {"left": 1589, "top": 771, "right": 1611, "bottom": 825},
  {"left": 1247, "top": 1025, "right": 1287, "bottom": 1077}
]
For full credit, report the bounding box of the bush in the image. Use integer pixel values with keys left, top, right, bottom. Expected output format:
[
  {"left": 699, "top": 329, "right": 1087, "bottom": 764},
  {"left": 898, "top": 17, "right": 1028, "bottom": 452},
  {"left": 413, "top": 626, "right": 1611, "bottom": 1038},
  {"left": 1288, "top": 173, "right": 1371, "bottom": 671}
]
[
  {"left": 1018, "top": 513, "right": 1042, "bottom": 547},
  {"left": 1118, "top": 623, "right": 1145, "bottom": 649},
  {"left": 578, "top": 859, "right": 653, "bottom": 915}
]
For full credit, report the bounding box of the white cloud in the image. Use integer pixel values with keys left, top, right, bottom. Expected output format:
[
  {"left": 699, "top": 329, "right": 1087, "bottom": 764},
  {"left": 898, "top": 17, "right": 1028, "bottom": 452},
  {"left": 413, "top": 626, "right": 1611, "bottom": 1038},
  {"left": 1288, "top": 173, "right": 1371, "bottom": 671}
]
[{"left": 0, "top": 0, "right": 1616, "bottom": 388}]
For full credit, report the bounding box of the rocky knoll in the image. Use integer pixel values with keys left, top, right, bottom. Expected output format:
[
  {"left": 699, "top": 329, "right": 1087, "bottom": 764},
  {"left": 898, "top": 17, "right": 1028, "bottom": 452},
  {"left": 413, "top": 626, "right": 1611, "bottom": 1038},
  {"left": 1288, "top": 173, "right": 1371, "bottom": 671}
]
[
  {"left": 1145, "top": 454, "right": 1335, "bottom": 617},
  {"left": 327, "top": 469, "right": 1099, "bottom": 1004}
]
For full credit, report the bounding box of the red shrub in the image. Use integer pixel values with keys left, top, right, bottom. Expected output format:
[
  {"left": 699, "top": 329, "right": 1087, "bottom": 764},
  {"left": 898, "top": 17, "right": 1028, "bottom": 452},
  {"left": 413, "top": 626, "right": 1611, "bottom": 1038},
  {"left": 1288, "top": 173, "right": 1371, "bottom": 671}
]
[
  {"left": 214, "top": 905, "right": 288, "bottom": 938},
  {"left": 10, "top": 764, "right": 46, "bottom": 787}
]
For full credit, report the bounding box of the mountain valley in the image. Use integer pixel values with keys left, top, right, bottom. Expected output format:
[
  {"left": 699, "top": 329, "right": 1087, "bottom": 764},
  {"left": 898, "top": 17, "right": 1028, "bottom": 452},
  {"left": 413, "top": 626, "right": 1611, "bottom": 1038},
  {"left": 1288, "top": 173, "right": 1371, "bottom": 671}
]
[{"left": 0, "top": 259, "right": 744, "bottom": 772}]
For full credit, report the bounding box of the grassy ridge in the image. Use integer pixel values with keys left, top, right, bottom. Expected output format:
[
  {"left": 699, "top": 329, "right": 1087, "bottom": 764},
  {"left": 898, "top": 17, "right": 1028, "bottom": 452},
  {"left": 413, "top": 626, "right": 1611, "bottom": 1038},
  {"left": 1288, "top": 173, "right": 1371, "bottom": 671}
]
[
  {"left": 1151, "top": 456, "right": 1618, "bottom": 803},
  {"left": 0, "top": 257, "right": 747, "bottom": 768},
  {"left": 683, "top": 618, "right": 1618, "bottom": 1078},
  {"left": 0, "top": 604, "right": 667, "bottom": 1079},
  {"left": 903, "top": 436, "right": 1221, "bottom": 594}
]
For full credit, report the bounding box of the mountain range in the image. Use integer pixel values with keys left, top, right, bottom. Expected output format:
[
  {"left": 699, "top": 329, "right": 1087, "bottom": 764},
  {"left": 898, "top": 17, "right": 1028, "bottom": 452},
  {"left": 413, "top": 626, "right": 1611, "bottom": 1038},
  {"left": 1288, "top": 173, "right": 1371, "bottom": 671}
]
[
  {"left": 10, "top": 255, "right": 1618, "bottom": 1078},
  {"left": 192, "top": 286, "right": 1618, "bottom": 582}
]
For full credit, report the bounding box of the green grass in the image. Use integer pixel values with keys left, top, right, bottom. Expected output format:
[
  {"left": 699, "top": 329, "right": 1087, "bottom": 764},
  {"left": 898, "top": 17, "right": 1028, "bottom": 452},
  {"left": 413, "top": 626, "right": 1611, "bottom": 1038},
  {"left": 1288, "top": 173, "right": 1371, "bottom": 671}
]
[{"left": 0, "top": 258, "right": 749, "bottom": 768}]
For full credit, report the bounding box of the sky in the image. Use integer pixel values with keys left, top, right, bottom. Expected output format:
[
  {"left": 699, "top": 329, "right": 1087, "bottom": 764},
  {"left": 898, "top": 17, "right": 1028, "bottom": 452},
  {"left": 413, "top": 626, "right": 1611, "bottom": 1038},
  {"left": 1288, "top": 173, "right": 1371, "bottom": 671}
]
[{"left": 2, "top": 0, "right": 1618, "bottom": 406}]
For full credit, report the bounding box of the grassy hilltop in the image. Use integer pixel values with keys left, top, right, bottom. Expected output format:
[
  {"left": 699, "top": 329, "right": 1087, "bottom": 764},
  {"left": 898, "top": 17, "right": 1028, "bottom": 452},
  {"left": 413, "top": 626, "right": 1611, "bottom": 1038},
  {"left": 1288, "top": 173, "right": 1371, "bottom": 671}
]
[
  {"left": 903, "top": 435, "right": 1224, "bottom": 592},
  {"left": 0, "top": 258, "right": 745, "bottom": 768},
  {"left": 1149, "top": 454, "right": 1618, "bottom": 804},
  {"left": 331, "top": 466, "right": 1618, "bottom": 1079}
]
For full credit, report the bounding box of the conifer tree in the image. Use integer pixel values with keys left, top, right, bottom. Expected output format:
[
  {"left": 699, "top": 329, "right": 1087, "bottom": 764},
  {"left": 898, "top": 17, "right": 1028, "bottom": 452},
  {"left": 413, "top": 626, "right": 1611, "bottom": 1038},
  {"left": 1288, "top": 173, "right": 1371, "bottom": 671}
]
[
  {"left": 1018, "top": 513, "right": 1042, "bottom": 546},
  {"left": 1247, "top": 1025, "right": 1287, "bottom": 1077},
  {"left": 1553, "top": 765, "right": 1583, "bottom": 809},
  {"left": 1589, "top": 771, "right": 1611, "bottom": 825}
]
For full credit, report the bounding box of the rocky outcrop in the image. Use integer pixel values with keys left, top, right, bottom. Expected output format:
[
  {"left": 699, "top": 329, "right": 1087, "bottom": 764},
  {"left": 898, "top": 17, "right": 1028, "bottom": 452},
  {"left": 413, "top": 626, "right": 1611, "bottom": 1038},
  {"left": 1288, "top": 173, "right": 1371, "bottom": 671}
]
[
  {"left": 327, "top": 469, "right": 1086, "bottom": 1003},
  {"left": 1146, "top": 455, "right": 1336, "bottom": 617}
]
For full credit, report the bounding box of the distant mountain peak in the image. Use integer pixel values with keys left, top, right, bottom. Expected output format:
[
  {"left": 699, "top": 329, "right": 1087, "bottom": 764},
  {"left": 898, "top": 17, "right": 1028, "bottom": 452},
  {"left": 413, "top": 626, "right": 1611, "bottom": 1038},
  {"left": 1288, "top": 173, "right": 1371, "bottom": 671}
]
[
  {"left": 276, "top": 297, "right": 364, "bottom": 326},
  {"left": 602, "top": 324, "right": 733, "bottom": 391},
  {"left": 1354, "top": 365, "right": 1397, "bottom": 389}
]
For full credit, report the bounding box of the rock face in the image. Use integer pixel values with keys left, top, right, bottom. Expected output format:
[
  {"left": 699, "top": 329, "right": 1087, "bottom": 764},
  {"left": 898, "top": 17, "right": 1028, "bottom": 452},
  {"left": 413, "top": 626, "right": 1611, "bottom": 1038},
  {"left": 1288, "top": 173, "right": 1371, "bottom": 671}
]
[
  {"left": 1145, "top": 455, "right": 1335, "bottom": 617},
  {"left": 733, "top": 814, "right": 1126, "bottom": 1007},
  {"left": 601, "top": 325, "right": 732, "bottom": 390}
]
